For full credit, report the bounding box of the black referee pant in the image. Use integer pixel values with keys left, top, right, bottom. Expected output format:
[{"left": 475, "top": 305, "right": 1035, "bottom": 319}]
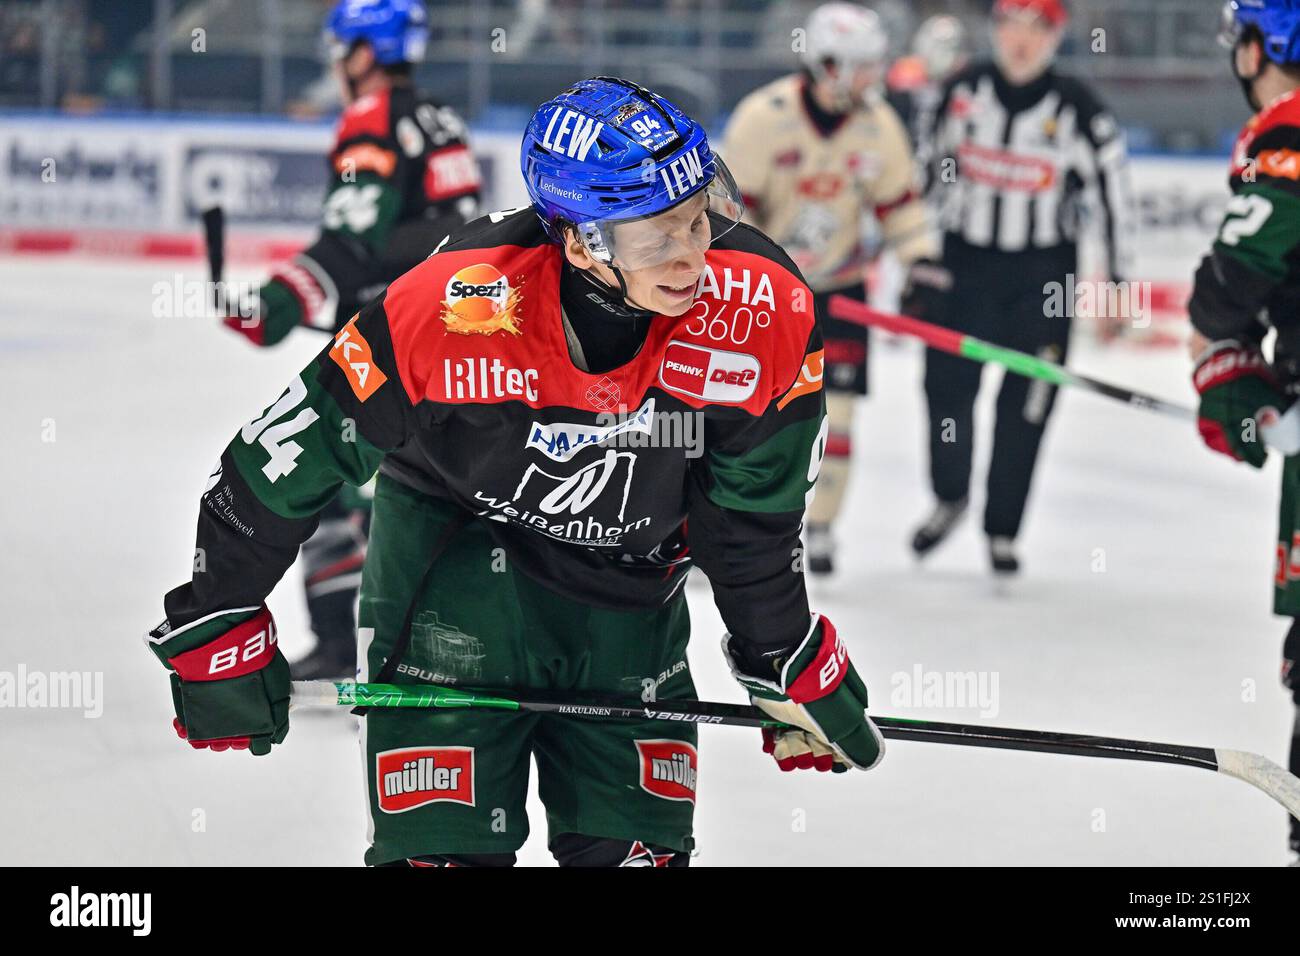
[{"left": 923, "top": 237, "right": 1074, "bottom": 541}]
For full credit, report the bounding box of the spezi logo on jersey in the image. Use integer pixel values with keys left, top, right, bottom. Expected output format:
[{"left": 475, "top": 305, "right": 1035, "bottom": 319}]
[
  {"left": 635, "top": 739, "right": 698, "bottom": 803},
  {"left": 440, "top": 264, "right": 524, "bottom": 336},
  {"left": 659, "top": 341, "right": 760, "bottom": 403},
  {"left": 376, "top": 747, "right": 475, "bottom": 813}
]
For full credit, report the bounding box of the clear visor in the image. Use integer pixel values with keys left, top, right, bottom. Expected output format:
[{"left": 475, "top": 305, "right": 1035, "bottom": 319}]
[
  {"left": 1218, "top": 1, "right": 1243, "bottom": 49},
  {"left": 576, "top": 157, "right": 745, "bottom": 271}
]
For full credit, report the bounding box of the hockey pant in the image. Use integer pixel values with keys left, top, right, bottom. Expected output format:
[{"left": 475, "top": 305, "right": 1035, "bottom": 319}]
[{"left": 357, "top": 474, "right": 697, "bottom": 865}]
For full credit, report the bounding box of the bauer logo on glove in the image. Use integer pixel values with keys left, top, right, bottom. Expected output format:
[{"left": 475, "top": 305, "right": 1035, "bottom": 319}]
[{"left": 724, "top": 615, "right": 885, "bottom": 773}]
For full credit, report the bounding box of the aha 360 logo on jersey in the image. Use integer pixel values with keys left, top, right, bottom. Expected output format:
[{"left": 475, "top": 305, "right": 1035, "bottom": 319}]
[
  {"left": 375, "top": 746, "right": 475, "bottom": 813},
  {"left": 440, "top": 264, "right": 524, "bottom": 336},
  {"left": 658, "top": 341, "right": 760, "bottom": 403}
]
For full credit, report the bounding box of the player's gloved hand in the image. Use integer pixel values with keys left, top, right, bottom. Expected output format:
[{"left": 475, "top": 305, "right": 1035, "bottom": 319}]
[
  {"left": 724, "top": 615, "right": 884, "bottom": 773},
  {"left": 898, "top": 259, "right": 953, "bottom": 324},
  {"left": 146, "top": 606, "right": 291, "bottom": 755},
  {"left": 1192, "top": 339, "right": 1286, "bottom": 469},
  {"left": 221, "top": 261, "right": 327, "bottom": 348}
]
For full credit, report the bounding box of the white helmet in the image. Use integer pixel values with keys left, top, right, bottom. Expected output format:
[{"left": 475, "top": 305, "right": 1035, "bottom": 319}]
[
  {"left": 803, "top": 3, "right": 890, "bottom": 107},
  {"left": 913, "top": 15, "right": 967, "bottom": 81}
]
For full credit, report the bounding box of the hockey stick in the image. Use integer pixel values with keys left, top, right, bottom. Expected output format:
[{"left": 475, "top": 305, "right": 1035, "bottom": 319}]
[
  {"left": 829, "top": 295, "right": 1194, "bottom": 420},
  {"left": 292, "top": 680, "right": 1300, "bottom": 820},
  {"left": 201, "top": 207, "right": 225, "bottom": 285},
  {"left": 829, "top": 295, "right": 1300, "bottom": 453}
]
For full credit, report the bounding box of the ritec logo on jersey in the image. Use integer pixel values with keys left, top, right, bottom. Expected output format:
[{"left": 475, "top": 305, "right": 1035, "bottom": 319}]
[
  {"left": 659, "top": 341, "right": 760, "bottom": 403},
  {"left": 440, "top": 264, "right": 524, "bottom": 336},
  {"left": 635, "top": 739, "right": 698, "bottom": 803},
  {"left": 375, "top": 747, "right": 475, "bottom": 813}
]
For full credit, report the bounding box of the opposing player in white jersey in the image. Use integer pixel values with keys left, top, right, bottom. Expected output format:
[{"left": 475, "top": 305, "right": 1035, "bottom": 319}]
[{"left": 722, "top": 2, "right": 940, "bottom": 574}]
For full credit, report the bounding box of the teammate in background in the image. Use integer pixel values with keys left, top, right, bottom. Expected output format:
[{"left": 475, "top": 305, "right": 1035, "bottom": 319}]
[
  {"left": 222, "top": 0, "right": 482, "bottom": 679},
  {"left": 148, "top": 77, "right": 884, "bottom": 867},
  {"left": 723, "top": 2, "right": 940, "bottom": 575},
  {"left": 911, "top": 0, "right": 1133, "bottom": 575},
  {"left": 886, "top": 14, "right": 969, "bottom": 153},
  {"left": 1188, "top": 0, "right": 1300, "bottom": 864}
]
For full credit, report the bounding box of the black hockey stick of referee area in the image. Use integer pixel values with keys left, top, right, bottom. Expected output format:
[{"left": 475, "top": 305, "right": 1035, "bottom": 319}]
[{"left": 293, "top": 680, "right": 1300, "bottom": 821}]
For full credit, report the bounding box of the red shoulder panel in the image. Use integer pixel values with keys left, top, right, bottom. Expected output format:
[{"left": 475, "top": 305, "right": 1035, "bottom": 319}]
[
  {"left": 1254, "top": 89, "right": 1300, "bottom": 139},
  {"left": 381, "top": 241, "right": 816, "bottom": 418},
  {"left": 1232, "top": 90, "right": 1300, "bottom": 175},
  {"left": 335, "top": 88, "right": 393, "bottom": 147}
]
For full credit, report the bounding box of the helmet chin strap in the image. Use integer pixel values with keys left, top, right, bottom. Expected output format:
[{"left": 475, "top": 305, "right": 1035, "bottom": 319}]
[{"left": 567, "top": 262, "right": 657, "bottom": 322}]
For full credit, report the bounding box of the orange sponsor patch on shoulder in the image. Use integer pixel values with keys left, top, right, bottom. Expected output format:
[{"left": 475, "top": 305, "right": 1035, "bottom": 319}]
[
  {"left": 331, "top": 315, "right": 388, "bottom": 402},
  {"left": 335, "top": 143, "right": 397, "bottom": 178},
  {"left": 777, "top": 348, "right": 824, "bottom": 410},
  {"left": 1257, "top": 148, "right": 1300, "bottom": 181}
]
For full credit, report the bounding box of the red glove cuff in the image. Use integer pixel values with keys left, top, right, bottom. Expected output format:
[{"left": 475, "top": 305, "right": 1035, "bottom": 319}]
[
  {"left": 168, "top": 606, "right": 279, "bottom": 682},
  {"left": 784, "top": 617, "right": 849, "bottom": 705},
  {"left": 1193, "top": 343, "right": 1273, "bottom": 394}
]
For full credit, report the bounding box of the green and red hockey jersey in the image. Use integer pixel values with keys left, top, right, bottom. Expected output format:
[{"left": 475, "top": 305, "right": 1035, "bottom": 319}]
[
  {"left": 167, "top": 207, "right": 828, "bottom": 651},
  {"left": 1190, "top": 89, "right": 1300, "bottom": 380},
  {"left": 248, "top": 85, "right": 482, "bottom": 345}
]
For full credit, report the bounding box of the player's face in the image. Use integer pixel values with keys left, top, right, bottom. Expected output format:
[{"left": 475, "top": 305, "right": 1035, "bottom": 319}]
[
  {"left": 332, "top": 42, "right": 375, "bottom": 104},
  {"left": 610, "top": 194, "right": 711, "bottom": 315},
  {"left": 994, "top": 15, "right": 1061, "bottom": 85},
  {"left": 817, "top": 61, "right": 882, "bottom": 109}
]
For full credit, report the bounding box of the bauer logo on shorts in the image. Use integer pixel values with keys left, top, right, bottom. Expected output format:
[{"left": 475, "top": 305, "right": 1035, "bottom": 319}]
[
  {"left": 635, "top": 739, "right": 698, "bottom": 803},
  {"left": 659, "top": 341, "right": 760, "bottom": 404},
  {"left": 441, "top": 264, "right": 524, "bottom": 336},
  {"left": 331, "top": 315, "right": 388, "bottom": 402},
  {"left": 375, "top": 747, "right": 475, "bottom": 812}
]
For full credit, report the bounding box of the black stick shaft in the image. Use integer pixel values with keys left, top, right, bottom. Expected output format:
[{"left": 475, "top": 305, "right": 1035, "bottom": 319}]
[
  {"left": 499, "top": 693, "right": 1220, "bottom": 773},
  {"left": 201, "top": 206, "right": 225, "bottom": 310}
]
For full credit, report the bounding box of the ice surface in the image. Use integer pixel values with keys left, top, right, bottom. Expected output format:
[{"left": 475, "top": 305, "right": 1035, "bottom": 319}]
[{"left": 0, "top": 256, "right": 1293, "bottom": 865}]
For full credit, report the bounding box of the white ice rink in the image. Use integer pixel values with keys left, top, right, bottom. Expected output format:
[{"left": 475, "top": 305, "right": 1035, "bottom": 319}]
[{"left": 1, "top": 255, "right": 1293, "bottom": 866}]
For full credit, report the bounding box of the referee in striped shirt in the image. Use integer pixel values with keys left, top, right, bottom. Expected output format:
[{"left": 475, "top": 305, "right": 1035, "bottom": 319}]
[{"left": 905, "top": 0, "right": 1133, "bottom": 575}]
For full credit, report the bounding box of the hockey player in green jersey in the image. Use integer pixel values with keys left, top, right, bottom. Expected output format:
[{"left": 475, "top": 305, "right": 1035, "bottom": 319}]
[
  {"left": 1189, "top": 1, "right": 1300, "bottom": 863},
  {"left": 220, "top": 0, "right": 482, "bottom": 681},
  {"left": 148, "top": 76, "right": 885, "bottom": 867}
]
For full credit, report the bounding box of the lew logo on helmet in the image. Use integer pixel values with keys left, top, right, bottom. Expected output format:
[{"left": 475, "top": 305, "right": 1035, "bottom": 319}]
[
  {"left": 440, "top": 264, "right": 524, "bottom": 335},
  {"left": 661, "top": 147, "right": 704, "bottom": 200},
  {"left": 541, "top": 107, "right": 604, "bottom": 161},
  {"left": 659, "top": 341, "right": 761, "bottom": 403}
]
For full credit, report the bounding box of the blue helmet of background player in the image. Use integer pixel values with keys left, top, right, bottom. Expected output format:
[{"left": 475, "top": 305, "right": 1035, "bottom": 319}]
[
  {"left": 325, "top": 0, "right": 429, "bottom": 66},
  {"left": 520, "top": 77, "right": 744, "bottom": 278},
  {"left": 1221, "top": 1, "right": 1300, "bottom": 108}
]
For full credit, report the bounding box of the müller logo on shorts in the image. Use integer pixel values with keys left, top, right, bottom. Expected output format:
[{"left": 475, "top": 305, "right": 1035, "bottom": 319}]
[
  {"left": 659, "top": 341, "right": 760, "bottom": 403},
  {"left": 375, "top": 746, "right": 475, "bottom": 813},
  {"left": 440, "top": 264, "right": 524, "bottom": 336},
  {"left": 635, "top": 739, "right": 698, "bottom": 803}
]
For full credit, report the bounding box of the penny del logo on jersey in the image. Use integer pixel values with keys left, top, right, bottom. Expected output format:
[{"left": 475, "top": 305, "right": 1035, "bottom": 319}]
[{"left": 440, "top": 263, "right": 525, "bottom": 336}]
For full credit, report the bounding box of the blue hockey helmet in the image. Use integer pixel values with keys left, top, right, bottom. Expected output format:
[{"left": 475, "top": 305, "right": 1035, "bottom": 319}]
[
  {"left": 325, "top": 0, "right": 429, "bottom": 66},
  {"left": 520, "top": 77, "right": 744, "bottom": 271},
  {"left": 1220, "top": 0, "right": 1300, "bottom": 65}
]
